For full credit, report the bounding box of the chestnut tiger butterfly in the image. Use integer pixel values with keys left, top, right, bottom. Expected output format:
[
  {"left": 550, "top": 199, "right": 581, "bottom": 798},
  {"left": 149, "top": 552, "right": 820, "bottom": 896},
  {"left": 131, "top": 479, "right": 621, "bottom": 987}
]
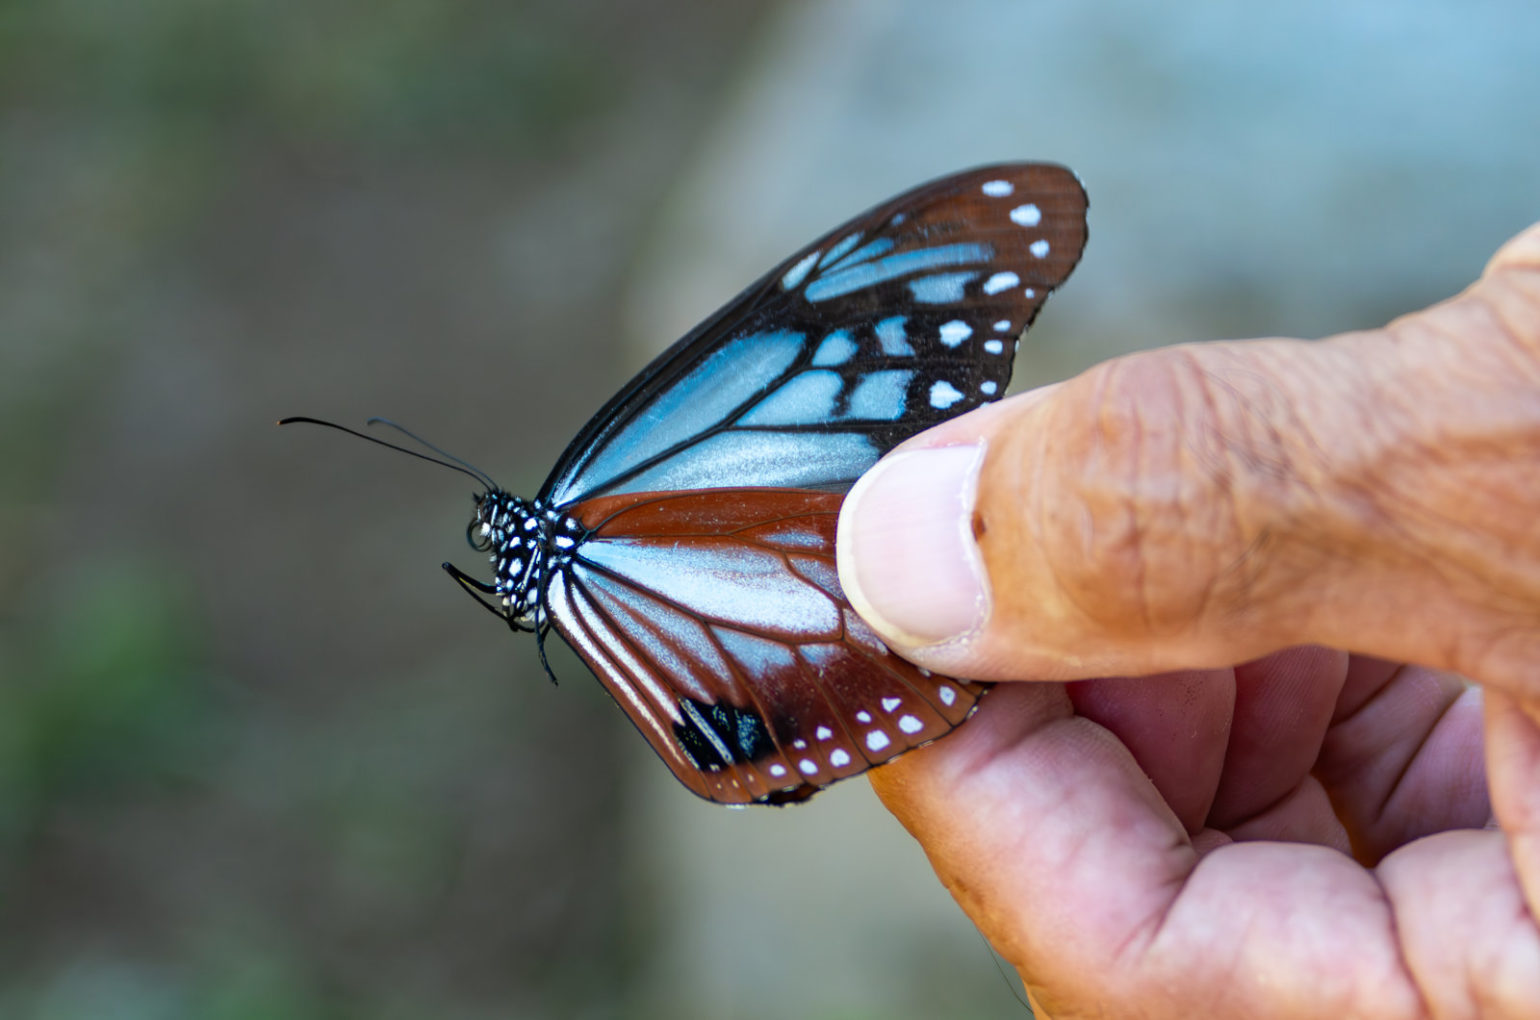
[{"left": 284, "top": 163, "right": 1088, "bottom": 805}]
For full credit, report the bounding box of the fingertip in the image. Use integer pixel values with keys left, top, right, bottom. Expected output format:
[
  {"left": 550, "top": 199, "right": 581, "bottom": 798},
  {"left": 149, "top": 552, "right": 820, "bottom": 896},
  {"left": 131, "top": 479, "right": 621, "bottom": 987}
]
[
  {"left": 836, "top": 444, "right": 992, "bottom": 649},
  {"left": 837, "top": 385, "right": 1069, "bottom": 672}
]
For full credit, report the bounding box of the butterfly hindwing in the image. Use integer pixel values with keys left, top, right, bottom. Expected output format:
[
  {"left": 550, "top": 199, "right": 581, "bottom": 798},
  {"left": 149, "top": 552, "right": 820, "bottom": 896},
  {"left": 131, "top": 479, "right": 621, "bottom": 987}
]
[
  {"left": 546, "top": 489, "right": 988, "bottom": 804},
  {"left": 540, "top": 163, "right": 1088, "bottom": 506}
]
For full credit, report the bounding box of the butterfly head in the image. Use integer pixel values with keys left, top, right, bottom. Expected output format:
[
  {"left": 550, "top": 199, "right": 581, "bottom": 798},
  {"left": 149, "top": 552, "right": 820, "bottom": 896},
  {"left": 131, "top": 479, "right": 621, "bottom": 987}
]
[{"left": 469, "top": 491, "right": 583, "bottom": 630}]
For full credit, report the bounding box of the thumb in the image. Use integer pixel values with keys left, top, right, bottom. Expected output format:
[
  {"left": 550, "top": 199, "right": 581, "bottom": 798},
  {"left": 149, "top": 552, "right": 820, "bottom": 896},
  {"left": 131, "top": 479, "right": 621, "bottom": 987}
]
[{"left": 836, "top": 222, "right": 1540, "bottom": 688}]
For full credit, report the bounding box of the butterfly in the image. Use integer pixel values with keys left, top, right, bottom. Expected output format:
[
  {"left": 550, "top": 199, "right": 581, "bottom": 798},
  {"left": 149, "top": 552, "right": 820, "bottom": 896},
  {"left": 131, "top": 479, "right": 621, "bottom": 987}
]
[{"left": 285, "top": 163, "right": 1088, "bottom": 805}]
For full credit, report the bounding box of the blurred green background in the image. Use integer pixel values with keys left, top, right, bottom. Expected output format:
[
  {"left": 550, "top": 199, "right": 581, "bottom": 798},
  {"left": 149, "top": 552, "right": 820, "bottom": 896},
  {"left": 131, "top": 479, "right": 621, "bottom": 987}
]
[{"left": 2, "top": 1, "right": 1537, "bottom": 1017}]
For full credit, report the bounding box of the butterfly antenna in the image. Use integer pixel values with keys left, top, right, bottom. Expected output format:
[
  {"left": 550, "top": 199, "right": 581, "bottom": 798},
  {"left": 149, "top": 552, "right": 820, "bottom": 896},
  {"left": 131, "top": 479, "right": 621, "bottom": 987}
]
[
  {"left": 365, "top": 417, "right": 500, "bottom": 491},
  {"left": 278, "top": 416, "right": 498, "bottom": 491}
]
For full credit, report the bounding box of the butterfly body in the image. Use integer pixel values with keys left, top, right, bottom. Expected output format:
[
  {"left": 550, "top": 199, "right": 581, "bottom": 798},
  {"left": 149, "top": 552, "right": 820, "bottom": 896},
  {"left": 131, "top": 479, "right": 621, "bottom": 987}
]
[
  {"left": 471, "top": 491, "right": 582, "bottom": 629},
  {"left": 294, "top": 163, "right": 1088, "bottom": 806}
]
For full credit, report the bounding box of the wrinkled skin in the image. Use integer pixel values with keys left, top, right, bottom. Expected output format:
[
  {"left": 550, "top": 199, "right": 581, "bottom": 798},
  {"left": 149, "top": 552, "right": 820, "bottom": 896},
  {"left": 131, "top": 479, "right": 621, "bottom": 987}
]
[{"left": 838, "top": 223, "right": 1540, "bottom": 1018}]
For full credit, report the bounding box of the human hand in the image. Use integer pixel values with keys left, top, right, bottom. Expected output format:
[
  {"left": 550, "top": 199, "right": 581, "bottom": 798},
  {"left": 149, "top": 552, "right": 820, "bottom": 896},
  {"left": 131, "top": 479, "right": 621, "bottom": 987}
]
[{"left": 835, "top": 223, "right": 1540, "bottom": 1017}]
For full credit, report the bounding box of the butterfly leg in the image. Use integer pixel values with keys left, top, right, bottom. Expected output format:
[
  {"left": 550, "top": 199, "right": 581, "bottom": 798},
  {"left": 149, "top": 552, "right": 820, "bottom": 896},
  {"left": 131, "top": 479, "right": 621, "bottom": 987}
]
[
  {"left": 442, "top": 561, "right": 514, "bottom": 625},
  {"left": 533, "top": 622, "right": 560, "bottom": 687},
  {"left": 529, "top": 577, "right": 560, "bottom": 685}
]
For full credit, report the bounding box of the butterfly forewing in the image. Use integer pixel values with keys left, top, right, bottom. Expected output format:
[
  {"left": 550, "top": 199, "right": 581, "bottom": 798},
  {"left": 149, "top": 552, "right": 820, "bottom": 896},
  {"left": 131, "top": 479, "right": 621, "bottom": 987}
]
[
  {"left": 540, "top": 164, "right": 1087, "bottom": 507},
  {"left": 548, "top": 489, "right": 988, "bottom": 804}
]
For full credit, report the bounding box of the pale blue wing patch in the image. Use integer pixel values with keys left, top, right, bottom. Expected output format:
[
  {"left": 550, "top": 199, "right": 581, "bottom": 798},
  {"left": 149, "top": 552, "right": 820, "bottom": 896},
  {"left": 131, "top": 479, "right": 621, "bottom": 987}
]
[
  {"left": 811, "top": 330, "right": 858, "bottom": 366},
  {"left": 548, "top": 330, "right": 804, "bottom": 504},
  {"left": 928, "top": 380, "right": 965, "bottom": 409},
  {"left": 875, "top": 316, "right": 914, "bottom": 356},
  {"left": 780, "top": 251, "right": 820, "bottom": 291},
  {"left": 804, "top": 243, "right": 991, "bottom": 303},
  {"left": 938, "top": 320, "right": 973, "bottom": 347},
  {"left": 738, "top": 371, "right": 845, "bottom": 427},
  {"left": 578, "top": 572, "right": 734, "bottom": 702},
  {"left": 611, "top": 430, "right": 879, "bottom": 493},
  {"left": 845, "top": 370, "right": 916, "bottom": 420},
  {"left": 908, "top": 271, "right": 978, "bottom": 303},
  {"left": 576, "top": 538, "right": 841, "bottom": 636},
  {"left": 543, "top": 163, "right": 1087, "bottom": 506},
  {"left": 818, "top": 231, "right": 865, "bottom": 268},
  {"left": 827, "top": 236, "right": 895, "bottom": 271}
]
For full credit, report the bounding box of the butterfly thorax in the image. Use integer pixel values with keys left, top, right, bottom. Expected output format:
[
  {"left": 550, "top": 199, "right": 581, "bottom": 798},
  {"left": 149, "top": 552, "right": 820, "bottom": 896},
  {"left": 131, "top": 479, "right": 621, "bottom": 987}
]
[{"left": 471, "top": 491, "right": 584, "bottom": 630}]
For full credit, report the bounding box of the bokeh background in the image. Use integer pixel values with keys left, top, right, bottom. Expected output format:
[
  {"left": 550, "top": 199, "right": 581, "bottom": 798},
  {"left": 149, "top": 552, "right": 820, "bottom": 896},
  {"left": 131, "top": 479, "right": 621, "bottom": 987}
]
[{"left": 3, "top": 1, "right": 1538, "bottom": 1017}]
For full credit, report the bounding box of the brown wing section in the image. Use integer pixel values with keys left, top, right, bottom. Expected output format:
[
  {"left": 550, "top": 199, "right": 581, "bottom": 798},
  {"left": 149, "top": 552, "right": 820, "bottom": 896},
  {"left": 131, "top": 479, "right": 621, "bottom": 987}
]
[{"left": 546, "top": 488, "right": 990, "bottom": 805}]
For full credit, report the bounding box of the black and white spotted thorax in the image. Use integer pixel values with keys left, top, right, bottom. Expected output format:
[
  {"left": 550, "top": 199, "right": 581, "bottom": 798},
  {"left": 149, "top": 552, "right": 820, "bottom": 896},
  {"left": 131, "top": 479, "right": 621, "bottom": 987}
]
[{"left": 470, "top": 491, "right": 585, "bottom": 629}]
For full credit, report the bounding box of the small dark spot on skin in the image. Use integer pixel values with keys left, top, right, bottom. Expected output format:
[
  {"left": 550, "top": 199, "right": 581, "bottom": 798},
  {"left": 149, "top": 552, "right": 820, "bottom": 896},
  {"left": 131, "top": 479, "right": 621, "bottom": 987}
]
[{"left": 972, "top": 511, "right": 988, "bottom": 541}]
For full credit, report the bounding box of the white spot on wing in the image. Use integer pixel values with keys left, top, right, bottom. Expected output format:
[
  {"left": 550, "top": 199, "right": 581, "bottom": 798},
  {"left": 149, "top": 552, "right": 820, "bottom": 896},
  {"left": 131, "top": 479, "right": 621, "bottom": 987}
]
[
  {"left": 792, "top": 739, "right": 807, "bottom": 750},
  {"left": 938, "top": 320, "right": 972, "bottom": 347},
  {"left": 881, "top": 697, "right": 902, "bottom": 712},
  {"left": 815, "top": 726, "right": 833, "bottom": 741},
  {"left": 899, "top": 714, "right": 923, "bottom": 734},
  {"left": 929, "top": 380, "right": 964, "bottom": 409},
  {"left": 769, "top": 763, "right": 787, "bottom": 777},
  {"left": 856, "top": 711, "right": 872, "bottom": 723},
  {"left": 939, "top": 685, "right": 957, "bottom": 706},
  {"left": 1030, "top": 239, "right": 1050, "bottom": 258},
  {"left": 981, "top": 381, "right": 998, "bottom": 395},
  {"left": 1010, "top": 203, "right": 1042, "bottom": 227},
  {"left": 799, "top": 759, "right": 818, "bottom": 775},
  {"left": 866, "top": 730, "right": 891, "bottom": 752},
  {"left": 984, "top": 339, "right": 1004, "bottom": 355},
  {"left": 1023, "top": 287, "right": 1036, "bottom": 298},
  {"left": 982, "top": 271, "right": 1019, "bottom": 295},
  {"left": 830, "top": 748, "right": 851, "bottom": 767},
  {"left": 981, "top": 179, "right": 1014, "bottom": 197}
]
